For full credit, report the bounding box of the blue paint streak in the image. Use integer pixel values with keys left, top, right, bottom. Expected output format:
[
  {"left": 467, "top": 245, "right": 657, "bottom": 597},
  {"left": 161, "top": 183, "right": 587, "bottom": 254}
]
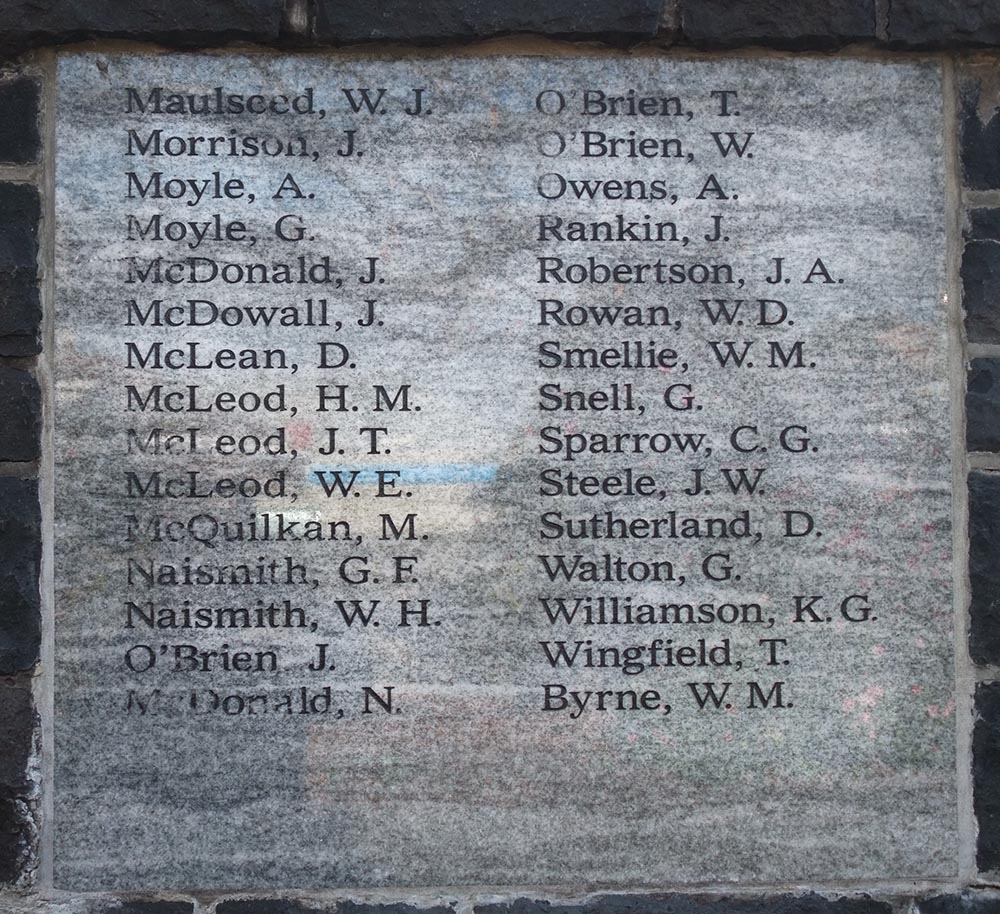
[{"left": 310, "top": 464, "right": 498, "bottom": 485}]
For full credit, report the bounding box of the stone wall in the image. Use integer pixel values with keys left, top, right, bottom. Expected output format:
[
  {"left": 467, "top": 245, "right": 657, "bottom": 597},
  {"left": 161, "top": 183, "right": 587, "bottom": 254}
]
[{"left": 2, "top": 0, "right": 999, "bottom": 911}]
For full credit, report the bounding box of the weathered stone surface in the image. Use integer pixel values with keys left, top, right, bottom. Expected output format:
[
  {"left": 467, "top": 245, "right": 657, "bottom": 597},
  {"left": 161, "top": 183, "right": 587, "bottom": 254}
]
[
  {"left": 0, "top": 182, "right": 40, "bottom": 357},
  {"left": 0, "top": 898, "right": 219, "bottom": 914},
  {"left": 0, "top": 368, "right": 39, "bottom": 462},
  {"left": 916, "top": 892, "right": 1000, "bottom": 914},
  {"left": 88, "top": 902, "right": 195, "bottom": 914},
  {"left": 54, "top": 53, "right": 955, "bottom": 890},
  {"left": 0, "top": 0, "right": 282, "bottom": 56},
  {"left": 968, "top": 358, "right": 1000, "bottom": 451},
  {"left": 0, "top": 77, "right": 39, "bottom": 165},
  {"left": 681, "top": 0, "right": 875, "bottom": 48},
  {"left": 476, "top": 895, "right": 893, "bottom": 914},
  {"left": 890, "top": 0, "right": 1000, "bottom": 46},
  {"left": 314, "top": 0, "right": 662, "bottom": 42},
  {"left": 0, "top": 478, "right": 40, "bottom": 674},
  {"left": 961, "top": 76, "right": 1000, "bottom": 190},
  {"left": 963, "top": 210, "right": 1000, "bottom": 343},
  {"left": 976, "top": 682, "right": 1000, "bottom": 871}
]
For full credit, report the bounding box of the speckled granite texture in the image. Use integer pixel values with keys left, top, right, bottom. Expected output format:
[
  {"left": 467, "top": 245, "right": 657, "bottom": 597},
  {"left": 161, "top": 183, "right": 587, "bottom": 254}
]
[{"left": 53, "top": 53, "right": 955, "bottom": 890}]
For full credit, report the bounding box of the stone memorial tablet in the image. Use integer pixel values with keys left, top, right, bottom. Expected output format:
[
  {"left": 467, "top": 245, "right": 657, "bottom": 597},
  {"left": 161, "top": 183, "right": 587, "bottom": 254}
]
[{"left": 53, "top": 53, "right": 956, "bottom": 889}]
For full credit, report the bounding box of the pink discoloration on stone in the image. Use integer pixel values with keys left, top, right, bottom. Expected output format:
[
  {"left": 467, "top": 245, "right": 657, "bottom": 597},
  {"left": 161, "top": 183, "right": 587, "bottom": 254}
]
[
  {"left": 287, "top": 420, "right": 313, "bottom": 449},
  {"left": 927, "top": 699, "right": 955, "bottom": 719}
]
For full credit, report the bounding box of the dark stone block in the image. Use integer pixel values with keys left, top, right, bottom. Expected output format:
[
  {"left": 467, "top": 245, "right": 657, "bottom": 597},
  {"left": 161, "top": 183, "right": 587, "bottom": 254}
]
[
  {"left": 890, "top": 0, "right": 1000, "bottom": 47},
  {"left": 476, "top": 894, "right": 892, "bottom": 914},
  {"left": 217, "top": 902, "right": 454, "bottom": 914},
  {"left": 0, "top": 795, "right": 32, "bottom": 884},
  {"left": 0, "top": 368, "right": 39, "bottom": 462},
  {"left": 961, "top": 78, "right": 1000, "bottom": 190},
  {"left": 969, "top": 209, "right": 1000, "bottom": 238},
  {"left": 216, "top": 902, "right": 330, "bottom": 914},
  {"left": 0, "top": 77, "right": 39, "bottom": 165},
  {"left": 0, "top": 478, "right": 39, "bottom": 674},
  {"left": 968, "top": 358, "right": 1000, "bottom": 452},
  {"left": 0, "top": 678, "right": 34, "bottom": 794},
  {"left": 0, "top": 183, "right": 39, "bottom": 357},
  {"left": 0, "top": 273, "right": 40, "bottom": 358},
  {"left": 0, "top": 579, "right": 37, "bottom": 675},
  {"left": 681, "top": 0, "right": 875, "bottom": 48},
  {"left": 976, "top": 683, "right": 1000, "bottom": 870},
  {"left": 0, "top": 678, "right": 35, "bottom": 885},
  {"left": 964, "top": 210, "right": 1000, "bottom": 342},
  {"left": 339, "top": 905, "right": 453, "bottom": 914},
  {"left": 917, "top": 891, "right": 1000, "bottom": 914},
  {"left": 314, "top": 0, "right": 662, "bottom": 43},
  {"left": 970, "top": 471, "right": 1000, "bottom": 665},
  {"left": 0, "top": 0, "right": 282, "bottom": 56},
  {"left": 0, "top": 183, "right": 39, "bottom": 266}
]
